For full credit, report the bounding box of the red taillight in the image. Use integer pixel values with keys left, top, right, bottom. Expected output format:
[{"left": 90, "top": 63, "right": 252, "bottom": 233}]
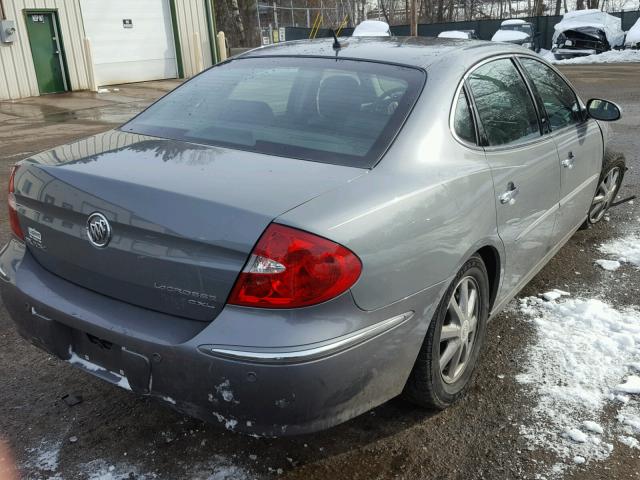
[
  {"left": 228, "top": 223, "right": 362, "bottom": 308},
  {"left": 8, "top": 165, "right": 24, "bottom": 240}
]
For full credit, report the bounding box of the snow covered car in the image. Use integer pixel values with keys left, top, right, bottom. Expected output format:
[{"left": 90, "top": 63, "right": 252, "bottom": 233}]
[
  {"left": 552, "top": 10, "right": 625, "bottom": 59},
  {"left": 492, "top": 19, "right": 539, "bottom": 51},
  {"left": 437, "top": 30, "right": 478, "bottom": 40},
  {"left": 624, "top": 17, "right": 640, "bottom": 49},
  {"left": 352, "top": 20, "right": 391, "bottom": 37}
]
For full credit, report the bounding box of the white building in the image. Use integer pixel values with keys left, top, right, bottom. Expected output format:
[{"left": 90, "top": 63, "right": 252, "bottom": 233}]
[{"left": 0, "top": 0, "right": 219, "bottom": 100}]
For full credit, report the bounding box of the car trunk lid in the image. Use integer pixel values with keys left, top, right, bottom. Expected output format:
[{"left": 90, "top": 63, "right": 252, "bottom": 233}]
[{"left": 13, "top": 131, "right": 364, "bottom": 321}]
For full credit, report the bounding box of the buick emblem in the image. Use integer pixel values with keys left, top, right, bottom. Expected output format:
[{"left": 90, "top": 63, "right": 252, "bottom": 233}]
[{"left": 86, "top": 212, "right": 112, "bottom": 248}]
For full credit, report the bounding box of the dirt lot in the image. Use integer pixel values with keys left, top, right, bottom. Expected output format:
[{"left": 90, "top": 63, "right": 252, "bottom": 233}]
[{"left": 0, "top": 64, "right": 638, "bottom": 480}]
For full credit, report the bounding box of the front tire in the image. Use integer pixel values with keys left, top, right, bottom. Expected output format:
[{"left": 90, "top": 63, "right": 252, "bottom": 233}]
[
  {"left": 586, "top": 151, "right": 626, "bottom": 226},
  {"left": 403, "top": 254, "right": 489, "bottom": 409}
]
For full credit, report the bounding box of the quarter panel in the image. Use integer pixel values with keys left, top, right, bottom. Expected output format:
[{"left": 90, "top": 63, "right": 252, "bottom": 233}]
[{"left": 278, "top": 80, "right": 500, "bottom": 311}]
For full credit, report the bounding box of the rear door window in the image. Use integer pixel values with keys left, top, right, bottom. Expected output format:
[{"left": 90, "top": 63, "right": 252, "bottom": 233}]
[
  {"left": 518, "top": 57, "right": 582, "bottom": 131},
  {"left": 468, "top": 58, "right": 540, "bottom": 147},
  {"left": 122, "top": 57, "right": 425, "bottom": 168},
  {"left": 453, "top": 89, "right": 476, "bottom": 144}
]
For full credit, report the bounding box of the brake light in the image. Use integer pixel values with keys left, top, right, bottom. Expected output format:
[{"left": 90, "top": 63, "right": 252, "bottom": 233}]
[
  {"left": 8, "top": 165, "right": 24, "bottom": 240},
  {"left": 228, "top": 223, "right": 362, "bottom": 308}
]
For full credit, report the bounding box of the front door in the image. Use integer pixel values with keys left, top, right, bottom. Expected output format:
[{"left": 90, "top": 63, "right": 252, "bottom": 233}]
[
  {"left": 467, "top": 57, "right": 561, "bottom": 298},
  {"left": 25, "top": 12, "right": 67, "bottom": 94},
  {"left": 517, "top": 57, "right": 602, "bottom": 239}
]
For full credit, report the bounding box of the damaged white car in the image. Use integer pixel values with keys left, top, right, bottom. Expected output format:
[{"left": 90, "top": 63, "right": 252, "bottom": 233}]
[
  {"left": 624, "top": 17, "right": 640, "bottom": 49},
  {"left": 552, "top": 10, "right": 625, "bottom": 60}
]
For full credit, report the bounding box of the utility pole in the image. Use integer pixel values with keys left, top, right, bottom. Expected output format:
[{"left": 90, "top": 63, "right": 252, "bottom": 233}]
[{"left": 410, "top": 0, "right": 417, "bottom": 36}]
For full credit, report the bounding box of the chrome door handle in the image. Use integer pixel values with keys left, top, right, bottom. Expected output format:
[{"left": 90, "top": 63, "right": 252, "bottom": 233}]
[
  {"left": 562, "top": 152, "right": 575, "bottom": 169},
  {"left": 499, "top": 182, "right": 519, "bottom": 205}
]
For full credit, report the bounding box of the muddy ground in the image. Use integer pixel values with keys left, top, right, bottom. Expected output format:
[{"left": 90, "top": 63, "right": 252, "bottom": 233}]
[{"left": 0, "top": 64, "right": 638, "bottom": 480}]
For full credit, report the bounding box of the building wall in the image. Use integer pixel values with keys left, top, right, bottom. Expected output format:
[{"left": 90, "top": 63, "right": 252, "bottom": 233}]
[
  {"left": 174, "top": 0, "right": 215, "bottom": 78},
  {"left": 0, "top": 0, "right": 91, "bottom": 100},
  {"left": 0, "top": 0, "right": 217, "bottom": 100}
]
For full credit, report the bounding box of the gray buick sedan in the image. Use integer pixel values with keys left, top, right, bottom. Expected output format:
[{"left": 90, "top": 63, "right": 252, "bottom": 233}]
[{"left": 2, "top": 37, "right": 625, "bottom": 436}]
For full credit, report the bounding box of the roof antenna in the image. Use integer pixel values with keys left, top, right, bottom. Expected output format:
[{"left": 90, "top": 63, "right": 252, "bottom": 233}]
[{"left": 331, "top": 29, "right": 342, "bottom": 50}]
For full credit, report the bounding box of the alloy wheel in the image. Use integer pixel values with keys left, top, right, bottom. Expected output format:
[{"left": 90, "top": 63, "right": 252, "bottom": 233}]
[
  {"left": 589, "top": 167, "right": 621, "bottom": 224},
  {"left": 439, "top": 276, "right": 480, "bottom": 384}
]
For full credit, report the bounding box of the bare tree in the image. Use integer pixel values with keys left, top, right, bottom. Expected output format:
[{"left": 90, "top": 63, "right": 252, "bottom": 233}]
[{"left": 229, "top": 0, "right": 247, "bottom": 44}]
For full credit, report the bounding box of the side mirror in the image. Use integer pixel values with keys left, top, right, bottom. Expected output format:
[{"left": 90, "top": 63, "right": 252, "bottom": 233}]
[{"left": 586, "top": 98, "right": 621, "bottom": 122}]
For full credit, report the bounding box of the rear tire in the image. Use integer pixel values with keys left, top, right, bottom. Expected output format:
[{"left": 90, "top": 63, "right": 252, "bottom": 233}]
[
  {"left": 582, "top": 151, "right": 626, "bottom": 228},
  {"left": 403, "top": 254, "right": 489, "bottom": 409}
]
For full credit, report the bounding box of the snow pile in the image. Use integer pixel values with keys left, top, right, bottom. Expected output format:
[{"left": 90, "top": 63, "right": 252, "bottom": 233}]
[
  {"left": 538, "top": 48, "right": 555, "bottom": 61},
  {"left": 552, "top": 49, "right": 640, "bottom": 64},
  {"left": 626, "top": 18, "right": 640, "bottom": 47},
  {"left": 517, "top": 294, "right": 640, "bottom": 463},
  {"left": 501, "top": 19, "right": 527, "bottom": 26},
  {"left": 599, "top": 234, "right": 640, "bottom": 267},
  {"left": 491, "top": 29, "right": 529, "bottom": 42},
  {"left": 438, "top": 30, "right": 471, "bottom": 39}
]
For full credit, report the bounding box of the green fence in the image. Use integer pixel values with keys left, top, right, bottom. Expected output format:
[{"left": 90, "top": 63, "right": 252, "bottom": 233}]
[{"left": 285, "top": 10, "right": 640, "bottom": 50}]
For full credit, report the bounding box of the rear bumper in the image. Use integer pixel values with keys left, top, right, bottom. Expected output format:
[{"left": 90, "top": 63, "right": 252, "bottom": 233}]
[{"left": 0, "top": 240, "right": 444, "bottom": 436}]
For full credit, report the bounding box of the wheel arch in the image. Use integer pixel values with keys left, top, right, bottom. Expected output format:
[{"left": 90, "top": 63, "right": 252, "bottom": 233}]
[{"left": 475, "top": 245, "right": 501, "bottom": 312}]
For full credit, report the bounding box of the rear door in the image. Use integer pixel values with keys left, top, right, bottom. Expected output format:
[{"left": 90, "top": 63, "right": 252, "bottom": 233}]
[
  {"left": 467, "top": 57, "right": 561, "bottom": 298},
  {"left": 518, "top": 57, "right": 602, "bottom": 239}
]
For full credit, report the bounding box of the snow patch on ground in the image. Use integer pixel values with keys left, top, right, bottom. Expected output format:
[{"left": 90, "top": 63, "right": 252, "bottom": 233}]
[
  {"left": 617, "top": 375, "right": 640, "bottom": 394},
  {"left": 517, "top": 294, "right": 640, "bottom": 467},
  {"left": 23, "top": 439, "right": 62, "bottom": 473},
  {"left": 540, "top": 289, "right": 570, "bottom": 301},
  {"left": 619, "top": 435, "right": 640, "bottom": 449},
  {"left": 24, "top": 453, "right": 251, "bottom": 480},
  {"left": 599, "top": 234, "right": 640, "bottom": 268},
  {"left": 551, "top": 49, "right": 640, "bottom": 64},
  {"left": 595, "top": 259, "right": 621, "bottom": 271},
  {"left": 184, "top": 456, "right": 252, "bottom": 480},
  {"left": 82, "top": 460, "right": 148, "bottom": 480}
]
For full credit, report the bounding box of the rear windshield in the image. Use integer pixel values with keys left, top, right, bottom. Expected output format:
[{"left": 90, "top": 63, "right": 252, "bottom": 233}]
[
  {"left": 122, "top": 57, "right": 425, "bottom": 168},
  {"left": 503, "top": 24, "right": 533, "bottom": 35}
]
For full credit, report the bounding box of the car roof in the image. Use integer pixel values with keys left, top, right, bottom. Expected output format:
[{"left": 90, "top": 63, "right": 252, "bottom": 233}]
[{"left": 236, "top": 36, "right": 532, "bottom": 71}]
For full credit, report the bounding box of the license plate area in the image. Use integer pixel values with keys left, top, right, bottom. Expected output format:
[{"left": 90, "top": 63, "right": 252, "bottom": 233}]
[{"left": 72, "top": 330, "right": 124, "bottom": 375}]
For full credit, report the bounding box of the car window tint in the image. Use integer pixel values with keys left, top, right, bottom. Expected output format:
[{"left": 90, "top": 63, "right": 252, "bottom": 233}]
[
  {"left": 122, "top": 57, "right": 425, "bottom": 168},
  {"left": 468, "top": 58, "right": 540, "bottom": 147},
  {"left": 519, "top": 58, "right": 581, "bottom": 131},
  {"left": 229, "top": 67, "right": 297, "bottom": 115},
  {"left": 454, "top": 89, "right": 476, "bottom": 144}
]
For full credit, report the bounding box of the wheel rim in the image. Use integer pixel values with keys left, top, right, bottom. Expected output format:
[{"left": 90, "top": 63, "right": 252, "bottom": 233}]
[
  {"left": 589, "top": 167, "right": 621, "bottom": 224},
  {"left": 439, "top": 276, "right": 480, "bottom": 384}
]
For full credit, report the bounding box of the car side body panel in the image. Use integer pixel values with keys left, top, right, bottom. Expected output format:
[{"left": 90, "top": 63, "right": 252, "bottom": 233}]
[{"left": 278, "top": 60, "right": 502, "bottom": 312}]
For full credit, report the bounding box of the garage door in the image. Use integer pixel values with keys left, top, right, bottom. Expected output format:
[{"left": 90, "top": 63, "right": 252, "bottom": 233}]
[{"left": 80, "top": 0, "right": 178, "bottom": 86}]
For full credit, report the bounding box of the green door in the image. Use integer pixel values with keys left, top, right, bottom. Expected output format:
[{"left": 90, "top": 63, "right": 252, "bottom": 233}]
[{"left": 25, "top": 12, "right": 67, "bottom": 94}]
